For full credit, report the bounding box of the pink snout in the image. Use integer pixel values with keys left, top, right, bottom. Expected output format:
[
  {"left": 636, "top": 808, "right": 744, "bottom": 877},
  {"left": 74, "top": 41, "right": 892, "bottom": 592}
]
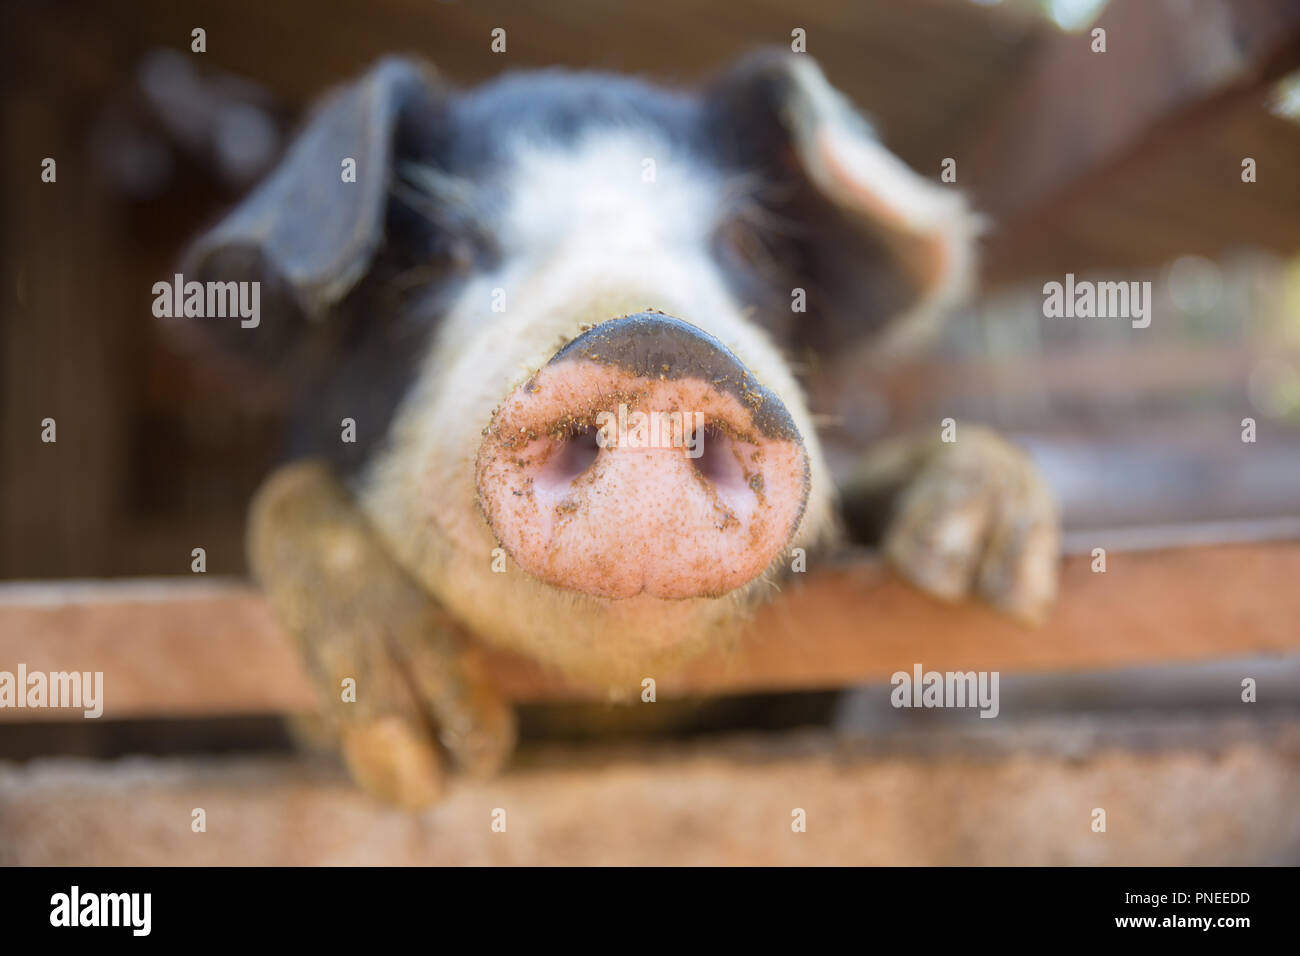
[{"left": 475, "top": 313, "right": 810, "bottom": 600}]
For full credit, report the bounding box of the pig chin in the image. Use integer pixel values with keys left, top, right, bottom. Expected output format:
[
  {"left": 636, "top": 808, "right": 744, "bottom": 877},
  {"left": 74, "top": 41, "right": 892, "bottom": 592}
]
[{"left": 451, "top": 570, "right": 770, "bottom": 693}]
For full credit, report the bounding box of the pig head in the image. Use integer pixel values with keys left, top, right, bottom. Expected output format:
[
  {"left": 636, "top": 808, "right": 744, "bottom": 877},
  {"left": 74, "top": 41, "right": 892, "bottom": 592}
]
[{"left": 182, "top": 51, "right": 977, "bottom": 692}]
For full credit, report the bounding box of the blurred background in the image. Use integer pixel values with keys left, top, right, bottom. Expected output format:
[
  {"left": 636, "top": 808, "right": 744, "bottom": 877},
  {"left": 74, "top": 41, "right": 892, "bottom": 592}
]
[
  {"left": 2, "top": 0, "right": 1299, "bottom": 864},
  {"left": 3, "top": 0, "right": 1299, "bottom": 575}
]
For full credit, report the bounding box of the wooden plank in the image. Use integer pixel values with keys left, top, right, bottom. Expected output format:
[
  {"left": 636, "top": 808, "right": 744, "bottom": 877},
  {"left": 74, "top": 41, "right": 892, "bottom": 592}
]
[
  {"left": 957, "top": 0, "right": 1300, "bottom": 281},
  {"left": 52, "top": 0, "right": 1040, "bottom": 170},
  {"left": 0, "top": 22, "right": 133, "bottom": 579},
  {"left": 961, "top": 0, "right": 1300, "bottom": 222},
  {"left": 2, "top": 539, "right": 1299, "bottom": 720},
  {"left": 3, "top": 717, "right": 1298, "bottom": 865}
]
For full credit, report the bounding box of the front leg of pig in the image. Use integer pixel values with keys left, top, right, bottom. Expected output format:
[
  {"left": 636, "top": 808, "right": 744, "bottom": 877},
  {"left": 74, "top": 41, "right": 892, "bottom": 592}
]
[
  {"left": 840, "top": 426, "right": 1060, "bottom": 623},
  {"left": 248, "top": 461, "right": 516, "bottom": 808}
]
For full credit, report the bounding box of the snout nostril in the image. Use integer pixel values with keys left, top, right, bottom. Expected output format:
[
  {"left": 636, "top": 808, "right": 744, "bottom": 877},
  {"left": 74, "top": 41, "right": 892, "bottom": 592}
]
[
  {"left": 690, "top": 425, "right": 748, "bottom": 492},
  {"left": 546, "top": 426, "right": 601, "bottom": 484}
]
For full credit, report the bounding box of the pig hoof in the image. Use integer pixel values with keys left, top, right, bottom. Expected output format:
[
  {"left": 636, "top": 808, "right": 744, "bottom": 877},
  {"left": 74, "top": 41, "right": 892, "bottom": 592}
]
[
  {"left": 341, "top": 716, "right": 444, "bottom": 809},
  {"left": 882, "top": 428, "right": 1059, "bottom": 622},
  {"left": 250, "top": 460, "right": 516, "bottom": 808}
]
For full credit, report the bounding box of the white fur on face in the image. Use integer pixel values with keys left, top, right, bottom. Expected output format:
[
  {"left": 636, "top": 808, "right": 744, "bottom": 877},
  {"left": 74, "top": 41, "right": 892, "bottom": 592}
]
[
  {"left": 500, "top": 130, "right": 726, "bottom": 259},
  {"left": 359, "top": 128, "right": 835, "bottom": 691}
]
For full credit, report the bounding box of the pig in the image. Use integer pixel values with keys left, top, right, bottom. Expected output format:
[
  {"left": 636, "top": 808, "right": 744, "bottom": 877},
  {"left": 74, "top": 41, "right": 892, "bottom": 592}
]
[{"left": 178, "top": 50, "right": 1059, "bottom": 807}]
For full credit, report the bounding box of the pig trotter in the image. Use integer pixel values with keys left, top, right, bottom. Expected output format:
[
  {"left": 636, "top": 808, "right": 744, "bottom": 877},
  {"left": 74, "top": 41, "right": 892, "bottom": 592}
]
[
  {"left": 843, "top": 427, "right": 1060, "bottom": 622},
  {"left": 247, "top": 461, "right": 516, "bottom": 807}
]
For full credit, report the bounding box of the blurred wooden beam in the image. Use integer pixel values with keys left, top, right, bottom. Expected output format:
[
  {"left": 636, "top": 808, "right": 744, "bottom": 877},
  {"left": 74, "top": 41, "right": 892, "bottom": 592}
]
[
  {"left": 5, "top": 716, "right": 1299, "bottom": 864},
  {"left": 959, "top": 0, "right": 1300, "bottom": 280},
  {"left": 963, "top": 0, "right": 1300, "bottom": 221},
  {"left": 2, "top": 538, "right": 1299, "bottom": 721},
  {"left": 25, "top": 0, "right": 1039, "bottom": 170}
]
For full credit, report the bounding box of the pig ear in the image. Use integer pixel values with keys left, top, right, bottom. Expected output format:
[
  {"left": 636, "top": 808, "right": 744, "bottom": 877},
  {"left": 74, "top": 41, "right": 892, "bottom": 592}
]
[
  {"left": 708, "top": 52, "right": 979, "bottom": 352},
  {"left": 178, "top": 56, "right": 446, "bottom": 365}
]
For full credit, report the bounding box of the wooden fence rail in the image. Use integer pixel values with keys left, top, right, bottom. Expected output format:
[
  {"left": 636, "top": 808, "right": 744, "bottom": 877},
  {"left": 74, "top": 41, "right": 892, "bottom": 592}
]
[{"left": 2, "top": 537, "right": 1299, "bottom": 721}]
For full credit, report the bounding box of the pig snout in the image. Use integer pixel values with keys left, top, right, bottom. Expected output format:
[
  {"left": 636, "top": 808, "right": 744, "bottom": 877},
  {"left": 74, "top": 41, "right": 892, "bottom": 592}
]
[{"left": 476, "top": 312, "right": 810, "bottom": 600}]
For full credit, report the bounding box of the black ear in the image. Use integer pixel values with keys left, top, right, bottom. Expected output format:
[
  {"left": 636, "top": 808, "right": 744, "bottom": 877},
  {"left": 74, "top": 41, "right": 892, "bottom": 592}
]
[
  {"left": 176, "top": 56, "right": 447, "bottom": 369},
  {"left": 706, "top": 51, "right": 978, "bottom": 354}
]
